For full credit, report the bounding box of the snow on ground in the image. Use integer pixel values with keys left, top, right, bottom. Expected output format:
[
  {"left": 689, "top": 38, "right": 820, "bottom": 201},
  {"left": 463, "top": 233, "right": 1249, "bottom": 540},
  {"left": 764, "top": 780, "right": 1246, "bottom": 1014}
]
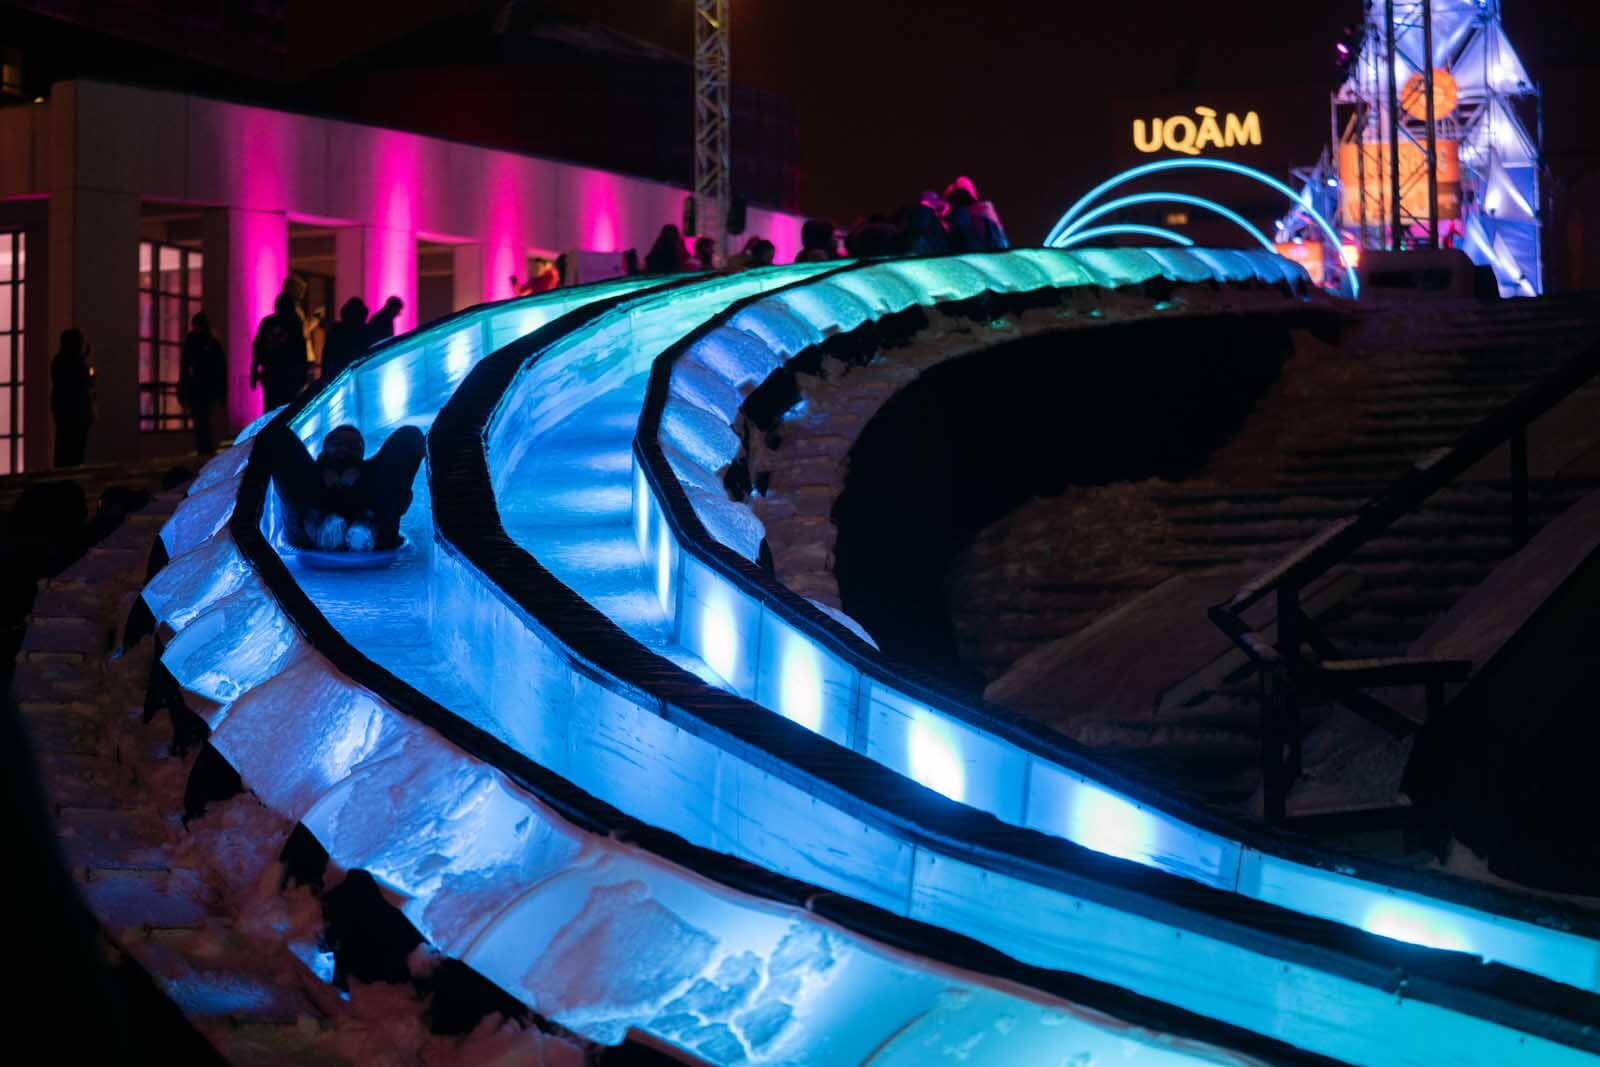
[{"left": 17, "top": 488, "right": 587, "bottom": 1065}]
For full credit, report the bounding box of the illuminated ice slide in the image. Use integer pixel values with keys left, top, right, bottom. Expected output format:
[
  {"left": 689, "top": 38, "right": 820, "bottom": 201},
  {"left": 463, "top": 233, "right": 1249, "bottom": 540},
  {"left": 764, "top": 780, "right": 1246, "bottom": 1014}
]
[{"left": 141, "top": 254, "right": 1600, "bottom": 1065}]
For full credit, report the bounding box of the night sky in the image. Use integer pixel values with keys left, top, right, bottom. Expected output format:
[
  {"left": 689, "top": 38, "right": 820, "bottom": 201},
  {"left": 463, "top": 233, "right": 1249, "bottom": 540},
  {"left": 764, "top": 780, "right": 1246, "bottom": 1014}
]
[{"left": 295, "top": 1, "right": 1600, "bottom": 244}]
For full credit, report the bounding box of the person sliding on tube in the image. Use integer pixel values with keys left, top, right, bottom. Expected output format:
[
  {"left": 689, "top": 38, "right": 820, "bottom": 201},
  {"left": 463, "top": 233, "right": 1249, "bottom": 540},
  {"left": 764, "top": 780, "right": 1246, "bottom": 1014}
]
[{"left": 264, "top": 423, "right": 425, "bottom": 552}]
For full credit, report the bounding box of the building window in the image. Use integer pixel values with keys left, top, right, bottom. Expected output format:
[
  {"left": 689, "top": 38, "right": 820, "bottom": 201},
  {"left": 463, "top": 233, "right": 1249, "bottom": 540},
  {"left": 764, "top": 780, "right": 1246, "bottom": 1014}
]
[
  {"left": 0, "top": 48, "right": 22, "bottom": 100},
  {"left": 0, "top": 231, "right": 23, "bottom": 475},
  {"left": 138, "top": 240, "right": 203, "bottom": 433}
]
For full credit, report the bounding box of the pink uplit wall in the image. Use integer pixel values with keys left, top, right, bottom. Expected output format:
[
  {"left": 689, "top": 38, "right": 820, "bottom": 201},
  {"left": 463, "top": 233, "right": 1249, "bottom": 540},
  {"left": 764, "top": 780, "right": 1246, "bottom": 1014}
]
[
  {"left": 368, "top": 133, "right": 420, "bottom": 333},
  {"left": 482, "top": 154, "right": 525, "bottom": 303},
  {"left": 218, "top": 209, "right": 287, "bottom": 427},
  {"left": 748, "top": 207, "right": 802, "bottom": 265},
  {"left": 0, "top": 79, "right": 808, "bottom": 444},
  {"left": 574, "top": 170, "right": 625, "bottom": 252}
]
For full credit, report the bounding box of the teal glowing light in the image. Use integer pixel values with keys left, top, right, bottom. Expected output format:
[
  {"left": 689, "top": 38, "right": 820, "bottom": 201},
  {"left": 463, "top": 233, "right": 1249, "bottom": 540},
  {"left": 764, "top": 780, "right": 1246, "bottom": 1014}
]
[
  {"left": 1052, "top": 193, "right": 1277, "bottom": 256},
  {"left": 1363, "top": 899, "right": 1470, "bottom": 953},
  {"left": 1047, "top": 158, "right": 1358, "bottom": 297},
  {"left": 445, "top": 329, "right": 474, "bottom": 377},
  {"left": 909, "top": 713, "right": 965, "bottom": 802},
  {"left": 1058, "top": 224, "right": 1195, "bottom": 248},
  {"left": 699, "top": 589, "right": 739, "bottom": 686},
  {"left": 1070, "top": 782, "right": 1160, "bottom": 864},
  {"left": 777, "top": 631, "right": 825, "bottom": 732},
  {"left": 381, "top": 362, "right": 408, "bottom": 423}
]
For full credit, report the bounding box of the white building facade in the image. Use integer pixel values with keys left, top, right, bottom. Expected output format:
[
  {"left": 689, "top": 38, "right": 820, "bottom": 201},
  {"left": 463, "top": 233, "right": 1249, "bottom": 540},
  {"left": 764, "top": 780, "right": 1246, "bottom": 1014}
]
[{"left": 0, "top": 79, "right": 803, "bottom": 471}]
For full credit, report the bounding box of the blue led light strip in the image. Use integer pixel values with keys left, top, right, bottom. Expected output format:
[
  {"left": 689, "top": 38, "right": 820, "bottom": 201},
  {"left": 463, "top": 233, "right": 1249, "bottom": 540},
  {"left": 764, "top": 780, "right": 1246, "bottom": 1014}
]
[
  {"left": 1059, "top": 223, "right": 1196, "bottom": 247},
  {"left": 142, "top": 255, "right": 1600, "bottom": 1066},
  {"left": 1046, "top": 158, "right": 1359, "bottom": 297},
  {"left": 632, "top": 251, "right": 1600, "bottom": 998},
  {"left": 1052, "top": 193, "right": 1276, "bottom": 254}
]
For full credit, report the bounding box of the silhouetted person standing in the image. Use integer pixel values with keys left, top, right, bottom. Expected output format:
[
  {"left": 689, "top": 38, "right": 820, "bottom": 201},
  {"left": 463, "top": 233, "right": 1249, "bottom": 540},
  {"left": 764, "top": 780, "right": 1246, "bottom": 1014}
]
[
  {"left": 644, "top": 224, "right": 689, "bottom": 274},
  {"left": 320, "top": 297, "right": 370, "bottom": 381},
  {"left": 944, "top": 177, "right": 1009, "bottom": 253},
  {"left": 178, "top": 312, "right": 227, "bottom": 455},
  {"left": 693, "top": 236, "right": 717, "bottom": 270},
  {"left": 251, "top": 294, "right": 308, "bottom": 410},
  {"left": 796, "top": 219, "right": 837, "bottom": 262},
  {"left": 50, "top": 328, "right": 94, "bottom": 467},
  {"left": 367, "top": 296, "right": 403, "bottom": 345}
]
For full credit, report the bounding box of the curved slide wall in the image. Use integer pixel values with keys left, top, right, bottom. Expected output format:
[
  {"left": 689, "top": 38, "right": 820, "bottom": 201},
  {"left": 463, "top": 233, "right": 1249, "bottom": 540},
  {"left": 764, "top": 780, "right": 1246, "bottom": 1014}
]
[{"left": 142, "top": 257, "right": 1600, "bottom": 1065}]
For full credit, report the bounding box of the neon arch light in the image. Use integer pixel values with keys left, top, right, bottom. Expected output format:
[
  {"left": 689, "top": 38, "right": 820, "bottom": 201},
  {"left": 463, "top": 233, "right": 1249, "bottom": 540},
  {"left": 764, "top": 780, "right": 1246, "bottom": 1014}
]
[
  {"left": 1058, "top": 224, "right": 1195, "bottom": 248},
  {"left": 1047, "top": 158, "right": 1358, "bottom": 297},
  {"left": 1053, "top": 193, "right": 1275, "bottom": 255}
]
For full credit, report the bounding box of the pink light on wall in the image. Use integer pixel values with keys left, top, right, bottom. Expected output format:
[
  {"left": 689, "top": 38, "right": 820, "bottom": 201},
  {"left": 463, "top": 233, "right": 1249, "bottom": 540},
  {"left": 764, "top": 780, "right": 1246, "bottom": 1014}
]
[
  {"left": 368, "top": 132, "right": 420, "bottom": 333},
  {"left": 576, "top": 170, "right": 622, "bottom": 252},
  {"left": 483, "top": 154, "right": 524, "bottom": 302},
  {"left": 747, "top": 207, "right": 801, "bottom": 265},
  {"left": 227, "top": 209, "right": 287, "bottom": 428},
  {"left": 231, "top": 104, "right": 297, "bottom": 214}
]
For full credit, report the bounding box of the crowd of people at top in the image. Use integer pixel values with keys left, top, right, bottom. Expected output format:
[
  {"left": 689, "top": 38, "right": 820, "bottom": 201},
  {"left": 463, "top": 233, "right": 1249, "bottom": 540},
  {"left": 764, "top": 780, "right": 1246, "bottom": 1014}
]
[
  {"left": 45, "top": 178, "right": 1002, "bottom": 469},
  {"left": 47, "top": 275, "right": 405, "bottom": 467},
  {"left": 251, "top": 276, "right": 405, "bottom": 413},
  {"left": 633, "top": 175, "right": 1008, "bottom": 276}
]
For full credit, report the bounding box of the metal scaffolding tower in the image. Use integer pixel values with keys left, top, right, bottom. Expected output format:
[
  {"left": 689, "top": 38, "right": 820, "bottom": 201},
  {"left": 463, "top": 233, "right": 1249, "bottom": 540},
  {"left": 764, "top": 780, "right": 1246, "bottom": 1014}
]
[
  {"left": 693, "top": 0, "right": 731, "bottom": 254},
  {"left": 1280, "top": 0, "right": 1542, "bottom": 296}
]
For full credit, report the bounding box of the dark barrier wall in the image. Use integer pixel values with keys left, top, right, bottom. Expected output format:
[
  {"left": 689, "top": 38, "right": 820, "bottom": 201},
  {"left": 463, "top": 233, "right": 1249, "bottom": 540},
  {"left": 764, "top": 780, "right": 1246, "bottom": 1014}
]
[{"left": 833, "top": 315, "right": 1297, "bottom": 684}]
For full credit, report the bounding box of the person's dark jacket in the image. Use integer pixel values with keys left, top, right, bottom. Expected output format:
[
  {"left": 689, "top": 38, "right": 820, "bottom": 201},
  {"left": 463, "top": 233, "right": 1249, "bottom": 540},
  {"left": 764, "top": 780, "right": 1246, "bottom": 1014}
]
[
  {"left": 252, "top": 295, "right": 308, "bottom": 407},
  {"left": 321, "top": 299, "right": 370, "bottom": 381},
  {"left": 50, "top": 344, "right": 94, "bottom": 429},
  {"left": 947, "top": 200, "right": 1009, "bottom": 253},
  {"left": 178, "top": 328, "right": 226, "bottom": 411},
  {"left": 366, "top": 301, "right": 401, "bottom": 346},
  {"left": 898, "top": 203, "right": 951, "bottom": 256}
]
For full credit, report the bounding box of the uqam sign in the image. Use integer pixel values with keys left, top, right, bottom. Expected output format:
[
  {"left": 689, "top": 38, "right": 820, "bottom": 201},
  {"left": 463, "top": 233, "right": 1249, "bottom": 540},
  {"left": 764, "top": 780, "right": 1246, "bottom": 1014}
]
[{"left": 1134, "top": 107, "right": 1262, "bottom": 156}]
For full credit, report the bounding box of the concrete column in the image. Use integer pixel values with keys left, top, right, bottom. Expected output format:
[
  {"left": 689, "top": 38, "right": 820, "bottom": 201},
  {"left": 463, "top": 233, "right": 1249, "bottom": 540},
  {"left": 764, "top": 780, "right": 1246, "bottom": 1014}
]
[
  {"left": 47, "top": 186, "right": 139, "bottom": 466},
  {"left": 452, "top": 243, "right": 483, "bottom": 312},
  {"left": 203, "top": 207, "right": 288, "bottom": 433},
  {"left": 479, "top": 233, "right": 524, "bottom": 305},
  {"left": 334, "top": 224, "right": 416, "bottom": 334}
]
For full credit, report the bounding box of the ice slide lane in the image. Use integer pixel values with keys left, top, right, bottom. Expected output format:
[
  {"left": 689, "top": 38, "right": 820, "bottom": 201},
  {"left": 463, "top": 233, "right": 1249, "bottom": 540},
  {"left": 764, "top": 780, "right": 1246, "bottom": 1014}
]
[
  {"left": 142, "top": 261, "right": 1600, "bottom": 1063},
  {"left": 445, "top": 252, "right": 1600, "bottom": 1058},
  {"left": 146, "top": 274, "right": 1332, "bottom": 1066}
]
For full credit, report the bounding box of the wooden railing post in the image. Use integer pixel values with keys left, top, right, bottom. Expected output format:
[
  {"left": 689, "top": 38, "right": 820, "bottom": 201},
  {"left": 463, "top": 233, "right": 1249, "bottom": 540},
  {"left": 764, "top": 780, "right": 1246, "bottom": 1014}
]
[
  {"left": 1261, "top": 667, "right": 1287, "bottom": 824},
  {"left": 1263, "top": 584, "right": 1303, "bottom": 823},
  {"left": 1510, "top": 426, "right": 1529, "bottom": 547}
]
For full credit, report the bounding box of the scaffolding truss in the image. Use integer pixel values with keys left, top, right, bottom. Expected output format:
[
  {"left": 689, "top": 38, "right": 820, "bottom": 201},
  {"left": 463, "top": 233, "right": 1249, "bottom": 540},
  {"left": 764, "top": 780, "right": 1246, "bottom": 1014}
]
[
  {"left": 1280, "top": 0, "right": 1541, "bottom": 296},
  {"left": 693, "top": 0, "right": 731, "bottom": 254}
]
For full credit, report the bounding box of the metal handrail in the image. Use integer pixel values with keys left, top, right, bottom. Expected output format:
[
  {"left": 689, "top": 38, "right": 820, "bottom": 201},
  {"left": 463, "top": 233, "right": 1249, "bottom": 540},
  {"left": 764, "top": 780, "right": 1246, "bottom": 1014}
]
[{"left": 1210, "top": 340, "right": 1600, "bottom": 822}]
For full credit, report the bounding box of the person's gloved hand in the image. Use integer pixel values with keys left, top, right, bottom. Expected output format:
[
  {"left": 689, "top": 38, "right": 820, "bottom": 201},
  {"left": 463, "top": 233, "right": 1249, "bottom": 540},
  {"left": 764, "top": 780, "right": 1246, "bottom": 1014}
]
[
  {"left": 346, "top": 523, "right": 375, "bottom": 552},
  {"left": 314, "top": 514, "right": 348, "bottom": 551}
]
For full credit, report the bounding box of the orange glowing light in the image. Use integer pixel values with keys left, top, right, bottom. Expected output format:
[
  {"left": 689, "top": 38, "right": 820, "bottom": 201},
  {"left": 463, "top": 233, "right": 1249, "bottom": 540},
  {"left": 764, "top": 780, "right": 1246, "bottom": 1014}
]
[
  {"left": 1338, "top": 140, "right": 1461, "bottom": 221},
  {"left": 1401, "top": 69, "right": 1458, "bottom": 121}
]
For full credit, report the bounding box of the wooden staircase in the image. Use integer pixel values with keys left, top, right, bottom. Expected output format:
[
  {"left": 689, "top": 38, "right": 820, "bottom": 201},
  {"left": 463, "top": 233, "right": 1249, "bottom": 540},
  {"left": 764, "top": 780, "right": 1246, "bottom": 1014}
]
[{"left": 962, "top": 295, "right": 1600, "bottom": 817}]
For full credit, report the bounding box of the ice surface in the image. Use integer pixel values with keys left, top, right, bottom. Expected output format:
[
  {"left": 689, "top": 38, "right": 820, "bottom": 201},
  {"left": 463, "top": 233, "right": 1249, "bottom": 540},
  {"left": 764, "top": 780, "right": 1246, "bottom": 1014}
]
[
  {"left": 188, "top": 440, "right": 253, "bottom": 496},
  {"left": 142, "top": 533, "right": 256, "bottom": 631},
  {"left": 661, "top": 398, "right": 743, "bottom": 476},
  {"left": 727, "top": 304, "right": 829, "bottom": 360},
  {"left": 669, "top": 361, "right": 746, "bottom": 426},
  {"left": 233, "top": 406, "right": 282, "bottom": 443},
  {"left": 1069, "top": 247, "right": 1166, "bottom": 287},
  {"left": 805, "top": 599, "right": 878, "bottom": 649},
  {"left": 137, "top": 258, "right": 1600, "bottom": 1064},
  {"left": 680, "top": 326, "right": 786, "bottom": 396},
  {"left": 161, "top": 480, "right": 239, "bottom": 557},
  {"left": 661, "top": 440, "right": 728, "bottom": 497},
  {"left": 160, "top": 583, "right": 309, "bottom": 726},
  {"left": 684, "top": 488, "right": 765, "bottom": 563}
]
